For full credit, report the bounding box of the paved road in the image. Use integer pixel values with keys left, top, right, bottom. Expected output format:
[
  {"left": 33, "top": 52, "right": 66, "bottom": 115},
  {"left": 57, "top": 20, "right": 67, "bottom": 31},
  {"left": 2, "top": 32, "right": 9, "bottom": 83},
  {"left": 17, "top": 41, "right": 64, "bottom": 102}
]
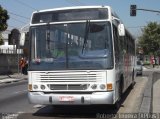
[
  {"left": 0, "top": 75, "right": 148, "bottom": 119},
  {"left": 0, "top": 81, "right": 35, "bottom": 113}
]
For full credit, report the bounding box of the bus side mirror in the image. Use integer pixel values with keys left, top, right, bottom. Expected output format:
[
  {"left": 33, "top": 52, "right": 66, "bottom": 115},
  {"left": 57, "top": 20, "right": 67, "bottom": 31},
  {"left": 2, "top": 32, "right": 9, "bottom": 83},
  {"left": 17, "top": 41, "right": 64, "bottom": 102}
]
[
  {"left": 118, "top": 24, "right": 125, "bottom": 36},
  {"left": 20, "top": 32, "right": 25, "bottom": 46}
]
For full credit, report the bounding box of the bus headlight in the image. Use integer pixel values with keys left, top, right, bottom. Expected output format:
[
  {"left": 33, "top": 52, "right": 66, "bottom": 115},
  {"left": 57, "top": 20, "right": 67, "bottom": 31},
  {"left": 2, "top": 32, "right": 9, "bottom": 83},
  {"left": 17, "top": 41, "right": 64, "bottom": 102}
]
[
  {"left": 41, "top": 85, "right": 46, "bottom": 90},
  {"left": 91, "top": 84, "right": 97, "bottom": 89},
  {"left": 100, "top": 84, "right": 106, "bottom": 90},
  {"left": 33, "top": 85, "right": 38, "bottom": 90}
]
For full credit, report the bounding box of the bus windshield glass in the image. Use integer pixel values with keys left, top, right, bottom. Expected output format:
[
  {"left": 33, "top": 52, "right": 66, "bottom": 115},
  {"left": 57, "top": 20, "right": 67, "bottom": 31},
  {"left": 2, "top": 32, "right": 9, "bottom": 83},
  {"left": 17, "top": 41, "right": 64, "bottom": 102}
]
[{"left": 29, "top": 21, "right": 113, "bottom": 70}]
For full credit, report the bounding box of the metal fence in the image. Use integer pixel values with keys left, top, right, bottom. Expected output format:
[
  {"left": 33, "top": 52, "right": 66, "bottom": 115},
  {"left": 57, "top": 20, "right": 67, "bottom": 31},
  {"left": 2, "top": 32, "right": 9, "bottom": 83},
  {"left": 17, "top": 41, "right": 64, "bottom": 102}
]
[{"left": 0, "top": 48, "right": 23, "bottom": 54}]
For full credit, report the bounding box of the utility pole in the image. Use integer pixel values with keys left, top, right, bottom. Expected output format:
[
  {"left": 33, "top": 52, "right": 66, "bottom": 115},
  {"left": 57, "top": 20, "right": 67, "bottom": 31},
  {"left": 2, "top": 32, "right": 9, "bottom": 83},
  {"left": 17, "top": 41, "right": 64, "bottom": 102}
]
[{"left": 18, "top": 33, "right": 20, "bottom": 74}]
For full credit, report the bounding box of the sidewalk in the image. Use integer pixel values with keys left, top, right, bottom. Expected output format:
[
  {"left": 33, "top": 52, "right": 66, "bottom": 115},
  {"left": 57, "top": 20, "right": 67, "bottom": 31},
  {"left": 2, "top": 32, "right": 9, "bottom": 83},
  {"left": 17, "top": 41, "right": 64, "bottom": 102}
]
[
  {"left": 0, "top": 73, "right": 27, "bottom": 84},
  {"left": 143, "top": 65, "right": 160, "bottom": 69},
  {"left": 139, "top": 67, "right": 160, "bottom": 115}
]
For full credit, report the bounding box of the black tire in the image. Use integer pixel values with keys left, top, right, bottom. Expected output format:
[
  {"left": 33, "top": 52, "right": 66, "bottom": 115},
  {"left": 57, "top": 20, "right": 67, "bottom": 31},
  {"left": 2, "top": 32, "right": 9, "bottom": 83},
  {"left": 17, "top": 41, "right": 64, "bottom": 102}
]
[
  {"left": 113, "top": 100, "right": 121, "bottom": 110},
  {"left": 119, "top": 78, "right": 123, "bottom": 100}
]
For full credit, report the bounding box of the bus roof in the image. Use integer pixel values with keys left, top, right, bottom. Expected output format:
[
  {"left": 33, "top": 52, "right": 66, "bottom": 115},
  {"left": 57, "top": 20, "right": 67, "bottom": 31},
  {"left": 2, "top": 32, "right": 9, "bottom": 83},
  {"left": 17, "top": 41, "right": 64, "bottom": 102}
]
[
  {"left": 33, "top": 6, "right": 111, "bottom": 14},
  {"left": 30, "top": 6, "right": 112, "bottom": 25}
]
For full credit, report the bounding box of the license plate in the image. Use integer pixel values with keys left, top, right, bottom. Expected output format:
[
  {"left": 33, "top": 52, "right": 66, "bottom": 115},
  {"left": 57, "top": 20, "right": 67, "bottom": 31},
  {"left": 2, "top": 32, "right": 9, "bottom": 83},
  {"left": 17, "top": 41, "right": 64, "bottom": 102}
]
[{"left": 59, "top": 96, "right": 74, "bottom": 102}]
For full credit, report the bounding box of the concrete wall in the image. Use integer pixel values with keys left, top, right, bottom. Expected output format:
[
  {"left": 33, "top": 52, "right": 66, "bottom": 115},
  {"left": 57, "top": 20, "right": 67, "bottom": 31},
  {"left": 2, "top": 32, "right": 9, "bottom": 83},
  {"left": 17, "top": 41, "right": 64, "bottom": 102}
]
[{"left": 0, "top": 54, "right": 22, "bottom": 75}]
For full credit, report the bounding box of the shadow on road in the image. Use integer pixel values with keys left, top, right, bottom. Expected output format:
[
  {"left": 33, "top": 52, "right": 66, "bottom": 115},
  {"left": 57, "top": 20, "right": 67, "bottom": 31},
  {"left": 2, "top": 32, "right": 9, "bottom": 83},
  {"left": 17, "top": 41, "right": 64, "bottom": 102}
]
[{"left": 34, "top": 105, "right": 117, "bottom": 118}]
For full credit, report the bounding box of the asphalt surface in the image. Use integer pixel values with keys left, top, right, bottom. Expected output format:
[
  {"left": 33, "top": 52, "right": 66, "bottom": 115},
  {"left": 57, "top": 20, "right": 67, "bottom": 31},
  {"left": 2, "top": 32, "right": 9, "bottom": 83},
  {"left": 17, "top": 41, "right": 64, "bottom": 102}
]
[
  {"left": 1, "top": 66, "right": 160, "bottom": 119},
  {"left": 0, "top": 75, "right": 148, "bottom": 119},
  {"left": 0, "top": 81, "right": 34, "bottom": 113}
]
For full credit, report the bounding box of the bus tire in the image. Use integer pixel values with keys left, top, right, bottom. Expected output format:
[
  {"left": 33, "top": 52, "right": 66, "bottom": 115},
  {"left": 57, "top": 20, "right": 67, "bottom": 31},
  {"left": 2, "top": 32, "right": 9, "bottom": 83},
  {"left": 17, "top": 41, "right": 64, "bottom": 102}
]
[
  {"left": 119, "top": 77, "right": 123, "bottom": 100},
  {"left": 113, "top": 77, "right": 123, "bottom": 109},
  {"left": 113, "top": 101, "right": 120, "bottom": 110}
]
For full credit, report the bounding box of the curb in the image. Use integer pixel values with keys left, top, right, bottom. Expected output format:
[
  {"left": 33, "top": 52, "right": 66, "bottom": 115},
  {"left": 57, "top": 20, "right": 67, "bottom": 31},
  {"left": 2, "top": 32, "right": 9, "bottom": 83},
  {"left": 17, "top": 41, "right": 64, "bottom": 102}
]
[
  {"left": 151, "top": 72, "right": 160, "bottom": 113},
  {"left": 0, "top": 77, "right": 27, "bottom": 84},
  {"left": 143, "top": 66, "right": 160, "bottom": 69},
  {"left": 139, "top": 72, "right": 153, "bottom": 114}
]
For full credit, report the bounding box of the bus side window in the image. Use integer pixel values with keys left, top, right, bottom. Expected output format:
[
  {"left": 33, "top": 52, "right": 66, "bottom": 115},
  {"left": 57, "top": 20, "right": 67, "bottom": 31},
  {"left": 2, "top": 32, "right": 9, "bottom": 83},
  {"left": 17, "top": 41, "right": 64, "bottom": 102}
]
[{"left": 113, "top": 25, "right": 120, "bottom": 63}]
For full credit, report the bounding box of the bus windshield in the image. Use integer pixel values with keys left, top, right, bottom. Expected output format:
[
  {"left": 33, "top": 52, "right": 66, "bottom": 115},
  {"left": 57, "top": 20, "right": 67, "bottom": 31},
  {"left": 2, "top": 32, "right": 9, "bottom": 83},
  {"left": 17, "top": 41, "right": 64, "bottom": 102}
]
[{"left": 29, "top": 21, "right": 113, "bottom": 70}]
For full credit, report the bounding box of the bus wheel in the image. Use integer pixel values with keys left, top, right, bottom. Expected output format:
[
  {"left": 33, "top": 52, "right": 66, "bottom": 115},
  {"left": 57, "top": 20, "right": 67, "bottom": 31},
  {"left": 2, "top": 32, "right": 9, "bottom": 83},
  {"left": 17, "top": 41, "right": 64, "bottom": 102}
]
[
  {"left": 113, "top": 100, "right": 121, "bottom": 110},
  {"left": 113, "top": 78, "right": 123, "bottom": 109},
  {"left": 119, "top": 78, "right": 123, "bottom": 100}
]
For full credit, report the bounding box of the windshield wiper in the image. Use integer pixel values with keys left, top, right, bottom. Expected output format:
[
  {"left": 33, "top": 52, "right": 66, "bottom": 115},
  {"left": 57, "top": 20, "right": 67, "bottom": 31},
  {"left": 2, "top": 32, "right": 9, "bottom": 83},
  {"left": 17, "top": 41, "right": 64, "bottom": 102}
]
[{"left": 82, "top": 20, "right": 90, "bottom": 54}]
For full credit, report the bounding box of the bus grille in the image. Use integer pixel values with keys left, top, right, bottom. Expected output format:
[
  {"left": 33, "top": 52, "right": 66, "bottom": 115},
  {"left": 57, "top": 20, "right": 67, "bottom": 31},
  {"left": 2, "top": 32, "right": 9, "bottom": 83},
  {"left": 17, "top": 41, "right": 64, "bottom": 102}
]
[
  {"left": 31, "top": 70, "right": 106, "bottom": 91},
  {"left": 49, "top": 84, "right": 89, "bottom": 90},
  {"left": 32, "top": 70, "right": 106, "bottom": 83}
]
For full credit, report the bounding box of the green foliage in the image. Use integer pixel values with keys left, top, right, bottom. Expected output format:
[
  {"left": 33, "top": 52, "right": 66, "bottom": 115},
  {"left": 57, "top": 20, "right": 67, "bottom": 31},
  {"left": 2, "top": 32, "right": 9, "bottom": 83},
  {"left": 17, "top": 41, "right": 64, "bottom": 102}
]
[
  {"left": 138, "top": 22, "right": 160, "bottom": 56},
  {"left": 0, "top": 5, "right": 9, "bottom": 45},
  {"left": 0, "top": 5, "right": 9, "bottom": 31},
  {"left": 0, "top": 33, "right": 4, "bottom": 45}
]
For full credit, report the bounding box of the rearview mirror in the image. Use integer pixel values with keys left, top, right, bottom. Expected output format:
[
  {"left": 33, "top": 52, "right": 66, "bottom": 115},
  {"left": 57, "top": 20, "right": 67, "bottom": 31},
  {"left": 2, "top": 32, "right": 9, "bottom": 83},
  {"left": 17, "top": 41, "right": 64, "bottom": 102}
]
[{"left": 118, "top": 24, "right": 125, "bottom": 36}]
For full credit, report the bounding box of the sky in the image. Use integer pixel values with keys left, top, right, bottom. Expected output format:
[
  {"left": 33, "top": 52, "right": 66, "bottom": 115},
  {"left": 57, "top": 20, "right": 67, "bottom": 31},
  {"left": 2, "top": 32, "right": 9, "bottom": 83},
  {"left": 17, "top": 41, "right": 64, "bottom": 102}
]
[{"left": 1, "top": 0, "right": 160, "bottom": 38}]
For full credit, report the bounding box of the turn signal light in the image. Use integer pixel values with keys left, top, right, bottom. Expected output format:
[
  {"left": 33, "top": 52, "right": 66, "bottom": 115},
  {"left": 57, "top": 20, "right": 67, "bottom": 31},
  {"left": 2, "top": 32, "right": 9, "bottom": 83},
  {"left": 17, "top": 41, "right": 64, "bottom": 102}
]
[
  {"left": 107, "top": 83, "right": 113, "bottom": 91},
  {"left": 28, "top": 84, "right": 32, "bottom": 91}
]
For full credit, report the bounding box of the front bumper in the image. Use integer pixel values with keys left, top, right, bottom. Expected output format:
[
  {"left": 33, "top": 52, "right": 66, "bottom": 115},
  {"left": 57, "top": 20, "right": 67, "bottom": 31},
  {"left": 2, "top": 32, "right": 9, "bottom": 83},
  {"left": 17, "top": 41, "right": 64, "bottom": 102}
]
[{"left": 28, "top": 91, "right": 114, "bottom": 105}]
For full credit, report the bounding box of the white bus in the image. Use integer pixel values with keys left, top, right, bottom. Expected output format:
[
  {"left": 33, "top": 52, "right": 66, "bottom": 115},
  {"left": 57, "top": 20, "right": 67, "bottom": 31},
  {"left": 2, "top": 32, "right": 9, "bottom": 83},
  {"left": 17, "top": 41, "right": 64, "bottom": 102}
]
[{"left": 27, "top": 6, "right": 136, "bottom": 108}]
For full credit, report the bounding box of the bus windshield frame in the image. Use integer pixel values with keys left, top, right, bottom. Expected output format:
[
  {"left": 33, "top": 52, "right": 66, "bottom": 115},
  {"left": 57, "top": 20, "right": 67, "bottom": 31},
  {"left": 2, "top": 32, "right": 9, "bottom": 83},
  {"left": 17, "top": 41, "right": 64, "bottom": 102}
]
[{"left": 32, "top": 8, "right": 108, "bottom": 24}]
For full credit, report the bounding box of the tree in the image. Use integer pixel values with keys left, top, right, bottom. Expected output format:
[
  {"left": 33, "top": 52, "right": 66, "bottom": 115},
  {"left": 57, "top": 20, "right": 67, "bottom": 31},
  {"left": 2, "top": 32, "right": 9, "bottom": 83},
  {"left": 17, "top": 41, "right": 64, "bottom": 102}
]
[
  {"left": 0, "top": 5, "right": 9, "bottom": 31},
  {"left": 0, "top": 5, "right": 9, "bottom": 45},
  {"left": 8, "top": 29, "right": 20, "bottom": 46},
  {"left": 0, "top": 33, "right": 3, "bottom": 45},
  {"left": 138, "top": 22, "right": 160, "bottom": 56}
]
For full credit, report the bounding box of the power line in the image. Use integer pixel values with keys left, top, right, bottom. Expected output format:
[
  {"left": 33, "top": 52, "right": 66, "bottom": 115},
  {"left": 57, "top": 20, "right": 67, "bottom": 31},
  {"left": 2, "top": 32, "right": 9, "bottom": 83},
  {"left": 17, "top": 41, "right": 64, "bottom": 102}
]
[
  {"left": 2, "top": 29, "right": 11, "bottom": 32},
  {"left": 7, "top": 25, "right": 20, "bottom": 29},
  {"left": 1, "top": 2, "right": 29, "bottom": 31},
  {"left": 73, "top": 0, "right": 86, "bottom": 5},
  {"left": 127, "top": 26, "right": 145, "bottom": 29},
  {"left": 11, "top": 17, "right": 27, "bottom": 24},
  {"left": 65, "top": 0, "right": 78, "bottom": 6},
  {"left": 65, "top": 0, "right": 82, "bottom": 6},
  {"left": 15, "top": 0, "right": 38, "bottom": 11},
  {"left": 8, "top": 11, "right": 30, "bottom": 20},
  {"left": 0, "top": 3, "right": 30, "bottom": 20}
]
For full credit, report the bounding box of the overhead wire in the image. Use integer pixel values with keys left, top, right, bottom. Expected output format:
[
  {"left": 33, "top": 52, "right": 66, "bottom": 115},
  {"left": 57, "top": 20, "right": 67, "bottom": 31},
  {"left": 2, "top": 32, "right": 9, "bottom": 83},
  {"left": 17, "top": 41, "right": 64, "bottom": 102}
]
[
  {"left": 72, "top": 0, "right": 86, "bottom": 6},
  {"left": 8, "top": 1, "right": 33, "bottom": 29},
  {"left": 129, "top": 26, "right": 145, "bottom": 28},
  {"left": 0, "top": 3, "right": 30, "bottom": 20},
  {"left": 8, "top": 25, "right": 20, "bottom": 29},
  {"left": 3, "top": 29, "right": 11, "bottom": 32},
  {"left": 8, "top": 11, "right": 30, "bottom": 20},
  {"left": 15, "top": 0, "right": 38, "bottom": 11},
  {"left": 11, "top": 17, "right": 27, "bottom": 24},
  {"left": 65, "top": 0, "right": 82, "bottom": 6}
]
